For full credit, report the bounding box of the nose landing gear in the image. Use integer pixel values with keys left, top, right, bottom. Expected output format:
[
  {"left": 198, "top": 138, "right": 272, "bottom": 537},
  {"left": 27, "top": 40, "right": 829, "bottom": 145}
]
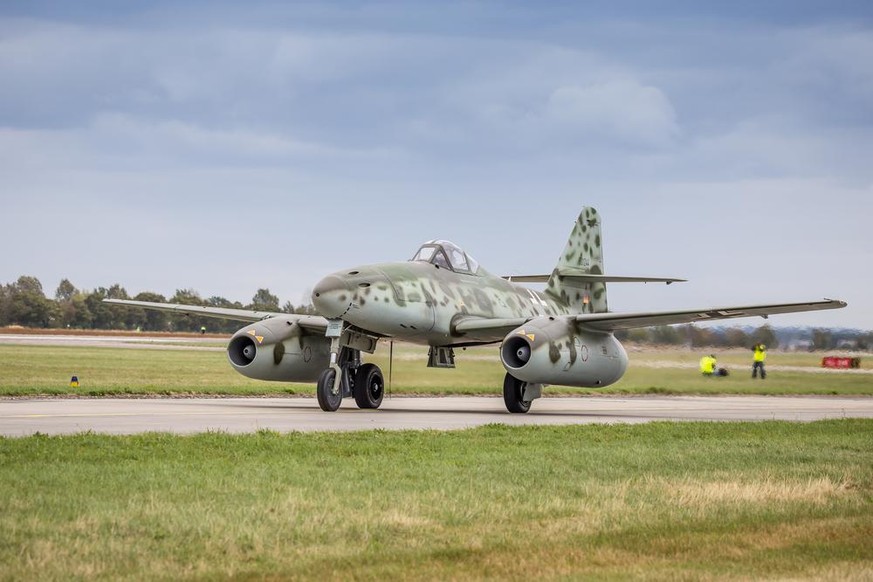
[{"left": 316, "top": 322, "right": 385, "bottom": 412}]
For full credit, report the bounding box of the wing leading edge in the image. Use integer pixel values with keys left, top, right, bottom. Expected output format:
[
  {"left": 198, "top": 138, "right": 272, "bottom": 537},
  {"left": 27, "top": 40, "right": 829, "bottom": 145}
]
[
  {"left": 102, "top": 298, "right": 329, "bottom": 331},
  {"left": 574, "top": 299, "right": 847, "bottom": 331}
]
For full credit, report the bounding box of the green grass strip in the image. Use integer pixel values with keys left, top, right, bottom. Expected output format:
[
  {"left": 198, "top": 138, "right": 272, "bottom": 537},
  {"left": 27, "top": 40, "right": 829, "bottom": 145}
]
[
  {"left": 1, "top": 420, "right": 871, "bottom": 580},
  {"left": 1, "top": 344, "right": 871, "bottom": 397}
]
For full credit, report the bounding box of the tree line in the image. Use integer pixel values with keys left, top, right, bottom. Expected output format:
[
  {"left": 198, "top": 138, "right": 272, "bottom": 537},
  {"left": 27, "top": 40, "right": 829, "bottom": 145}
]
[
  {"left": 614, "top": 324, "right": 872, "bottom": 351},
  {"left": 1, "top": 275, "right": 869, "bottom": 349},
  {"left": 0, "top": 275, "right": 315, "bottom": 334}
]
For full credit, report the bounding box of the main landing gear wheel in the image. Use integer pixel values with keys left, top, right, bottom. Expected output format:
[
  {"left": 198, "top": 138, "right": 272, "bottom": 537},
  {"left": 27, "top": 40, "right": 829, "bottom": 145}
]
[
  {"left": 353, "top": 363, "right": 384, "bottom": 409},
  {"left": 503, "top": 373, "right": 531, "bottom": 413},
  {"left": 316, "top": 368, "right": 342, "bottom": 412}
]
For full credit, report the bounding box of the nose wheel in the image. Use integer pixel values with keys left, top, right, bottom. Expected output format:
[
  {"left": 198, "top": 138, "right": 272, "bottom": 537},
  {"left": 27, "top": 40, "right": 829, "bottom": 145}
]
[
  {"left": 315, "top": 346, "right": 385, "bottom": 412},
  {"left": 316, "top": 368, "right": 342, "bottom": 412}
]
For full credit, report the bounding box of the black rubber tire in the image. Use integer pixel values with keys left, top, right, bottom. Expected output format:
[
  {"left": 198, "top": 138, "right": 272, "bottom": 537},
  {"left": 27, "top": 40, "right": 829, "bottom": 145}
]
[
  {"left": 316, "top": 368, "right": 342, "bottom": 412},
  {"left": 503, "top": 373, "right": 531, "bottom": 413},
  {"left": 353, "top": 363, "right": 384, "bottom": 409}
]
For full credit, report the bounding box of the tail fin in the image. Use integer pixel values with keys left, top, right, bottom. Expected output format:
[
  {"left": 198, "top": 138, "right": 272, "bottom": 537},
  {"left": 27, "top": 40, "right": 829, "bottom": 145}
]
[{"left": 545, "top": 207, "right": 607, "bottom": 314}]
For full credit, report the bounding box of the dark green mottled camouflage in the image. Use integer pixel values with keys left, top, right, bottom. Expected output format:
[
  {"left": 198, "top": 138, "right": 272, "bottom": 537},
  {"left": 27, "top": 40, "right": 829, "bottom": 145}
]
[{"left": 545, "top": 206, "right": 607, "bottom": 313}]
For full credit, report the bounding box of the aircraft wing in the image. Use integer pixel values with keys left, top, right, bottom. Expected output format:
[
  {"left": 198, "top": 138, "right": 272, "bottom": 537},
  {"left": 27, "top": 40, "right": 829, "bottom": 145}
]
[
  {"left": 574, "top": 299, "right": 847, "bottom": 331},
  {"left": 453, "top": 299, "right": 846, "bottom": 337},
  {"left": 102, "top": 298, "right": 329, "bottom": 331}
]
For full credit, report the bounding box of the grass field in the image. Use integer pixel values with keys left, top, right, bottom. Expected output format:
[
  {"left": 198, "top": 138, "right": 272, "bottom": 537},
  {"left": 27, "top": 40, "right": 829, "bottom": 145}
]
[
  {"left": 0, "top": 342, "right": 870, "bottom": 397},
  {"left": 1, "top": 421, "right": 871, "bottom": 580}
]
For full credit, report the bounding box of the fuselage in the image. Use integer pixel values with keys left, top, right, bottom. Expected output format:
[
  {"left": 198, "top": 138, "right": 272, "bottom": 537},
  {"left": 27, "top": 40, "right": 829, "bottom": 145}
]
[{"left": 312, "top": 260, "right": 573, "bottom": 346}]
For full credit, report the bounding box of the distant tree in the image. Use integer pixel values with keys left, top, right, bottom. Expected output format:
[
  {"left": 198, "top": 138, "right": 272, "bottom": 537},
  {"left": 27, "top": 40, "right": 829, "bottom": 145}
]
[
  {"left": 132, "top": 292, "right": 169, "bottom": 331},
  {"left": 206, "top": 296, "right": 239, "bottom": 309},
  {"left": 5, "top": 276, "right": 56, "bottom": 327},
  {"left": 625, "top": 328, "right": 651, "bottom": 344},
  {"left": 282, "top": 300, "right": 296, "bottom": 314},
  {"left": 294, "top": 304, "right": 318, "bottom": 315},
  {"left": 53, "top": 280, "right": 97, "bottom": 329},
  {"left": 107, "top": 284, "right": 129, "bottom": 300},
  {"left": 250, "top": 288, "right": 280, "bottom": 312},
  {"left": 684, "top": 325, "right": 720, "bottom": 348},
  {"left": 650, "top": 325, "right": 682, "bottom": 345},
  {"left": 205, "top": 296, "right": 245, "bottom": 333},
  {"left": 752, "top": 325, "right": 779, "bottom": 349},
  {"left": 85, "top": 287, "right": 129, "bottom": 329},
  {"left": 169, "top": 289, "right": 208, "bottom": 332},
  {"left": 68, "top": 293, "right": 93, "bottom": 328},
  {"left": 812, "top": 328, "right": 834, "bottom": 351},
  {"left": 724, "top": 327, "right": 749, "bottom": 348},
  {"left": 0, "top": 284, "right": 10, "bottom": 326},
  {"left": 55, "top": 279, "right": 77, "bottom": 302}
]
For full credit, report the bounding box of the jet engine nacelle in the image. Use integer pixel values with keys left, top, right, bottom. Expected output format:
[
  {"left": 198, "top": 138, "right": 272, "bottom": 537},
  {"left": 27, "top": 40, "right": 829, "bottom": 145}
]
[
  {"left": 500, "top": 316, "right": 628, "bottom": 387},
  {"left": 227, "top": 317, "right": 330, "bottom": 382}
]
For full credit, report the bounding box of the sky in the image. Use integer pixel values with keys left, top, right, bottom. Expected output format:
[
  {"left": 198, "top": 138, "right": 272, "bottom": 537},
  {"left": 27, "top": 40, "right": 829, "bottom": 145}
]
[{"left": 1, "top": 1, "right": 872, "bottom": 329}]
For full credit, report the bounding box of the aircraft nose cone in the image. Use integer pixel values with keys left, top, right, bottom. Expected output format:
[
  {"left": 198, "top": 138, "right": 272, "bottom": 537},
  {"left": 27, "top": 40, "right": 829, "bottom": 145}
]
[{"left": 312, "top": 275, "right": 352, "bottom": 318}]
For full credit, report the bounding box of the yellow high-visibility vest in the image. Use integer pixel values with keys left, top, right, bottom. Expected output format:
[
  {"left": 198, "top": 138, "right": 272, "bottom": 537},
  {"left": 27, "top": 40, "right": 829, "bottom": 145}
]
[{"left": 754, "top": 346, "right": 766, "bottom": 362}]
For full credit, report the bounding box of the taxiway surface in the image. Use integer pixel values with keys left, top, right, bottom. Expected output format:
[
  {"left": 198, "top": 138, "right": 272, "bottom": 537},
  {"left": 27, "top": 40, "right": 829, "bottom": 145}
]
[{"left": 1, "top": 395, "right": 871, "bottom": 436}]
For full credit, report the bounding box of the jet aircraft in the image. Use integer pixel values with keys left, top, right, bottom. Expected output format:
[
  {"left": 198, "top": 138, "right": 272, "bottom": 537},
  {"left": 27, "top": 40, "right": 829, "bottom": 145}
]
[{"left": 106, "top": 207, "right": 846, "bottom": 413}]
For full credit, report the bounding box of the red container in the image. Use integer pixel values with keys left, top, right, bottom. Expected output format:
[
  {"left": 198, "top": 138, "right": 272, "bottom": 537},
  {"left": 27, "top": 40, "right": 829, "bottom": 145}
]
[{"left": 821, "top": 357, "right": 861, "bottom": 369}]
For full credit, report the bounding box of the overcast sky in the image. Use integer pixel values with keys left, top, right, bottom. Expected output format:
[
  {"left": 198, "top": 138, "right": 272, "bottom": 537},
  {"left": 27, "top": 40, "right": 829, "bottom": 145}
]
[{"left": 2, "top": 1, "right": 872, "bottom": 329}]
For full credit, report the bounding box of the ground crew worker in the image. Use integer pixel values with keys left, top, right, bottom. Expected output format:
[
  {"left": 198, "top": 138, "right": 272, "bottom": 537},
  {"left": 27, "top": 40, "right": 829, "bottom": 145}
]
[
  {"left": 200, "top": 326, "right": 206, "bottom": 335},
  {"left": 699, "top": 354, "right": 717, "bottom": 376},
  {"left": 752, "top": 343, "right": 767, "bottom": 379}
]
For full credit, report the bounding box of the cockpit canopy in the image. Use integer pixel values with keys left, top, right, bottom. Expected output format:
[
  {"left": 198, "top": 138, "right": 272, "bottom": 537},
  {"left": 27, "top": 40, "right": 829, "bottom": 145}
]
[{"left": 411, "top": 240, "right": 480, "bottom": 275}]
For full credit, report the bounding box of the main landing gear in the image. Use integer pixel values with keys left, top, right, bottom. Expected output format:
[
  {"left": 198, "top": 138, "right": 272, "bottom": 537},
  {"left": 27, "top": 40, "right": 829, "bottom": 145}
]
[
  {"left": 503, "top": 373, "right": 542, "bottom": 414},
  {"left": 316, "top": 346, "right": 385, "bottom": 412}
]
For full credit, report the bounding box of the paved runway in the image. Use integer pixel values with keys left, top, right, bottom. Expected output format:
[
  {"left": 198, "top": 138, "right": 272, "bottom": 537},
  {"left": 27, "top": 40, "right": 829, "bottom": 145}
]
[{"left": 1, "top": 395, "right": 871, "bottom": 436}]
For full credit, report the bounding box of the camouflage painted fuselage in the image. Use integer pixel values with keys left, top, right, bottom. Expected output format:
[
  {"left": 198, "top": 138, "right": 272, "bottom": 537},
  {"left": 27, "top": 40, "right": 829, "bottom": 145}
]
[{"left": 312, "top": 261, "right": 572, "bottom": 346}]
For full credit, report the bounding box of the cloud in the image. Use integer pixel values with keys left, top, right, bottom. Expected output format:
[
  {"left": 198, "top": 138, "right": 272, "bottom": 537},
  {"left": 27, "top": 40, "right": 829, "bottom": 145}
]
[
  {"left": 90, "top": 113, "right": 358, "bottom": 162},
  {"left": 545, "top": 80, "right": 679, "bottom": 147}
]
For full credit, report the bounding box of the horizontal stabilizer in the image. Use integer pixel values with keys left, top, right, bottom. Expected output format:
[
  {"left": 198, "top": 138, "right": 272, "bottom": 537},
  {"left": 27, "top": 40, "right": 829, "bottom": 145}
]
[{"left": 504, "top": 269, "right": 686, "bottom": 285}]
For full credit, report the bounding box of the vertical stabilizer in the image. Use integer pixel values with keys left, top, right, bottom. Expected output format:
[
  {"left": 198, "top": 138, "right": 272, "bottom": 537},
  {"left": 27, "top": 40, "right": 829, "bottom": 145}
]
[{"left": 545, "top": 207, "right": 607, "bottom": 314}]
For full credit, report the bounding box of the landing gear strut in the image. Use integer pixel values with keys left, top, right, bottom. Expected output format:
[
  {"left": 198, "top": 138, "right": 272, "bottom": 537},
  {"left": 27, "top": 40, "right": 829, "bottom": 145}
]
[{"left": 315, "top": 346, "right": 384, "bottom": 412}]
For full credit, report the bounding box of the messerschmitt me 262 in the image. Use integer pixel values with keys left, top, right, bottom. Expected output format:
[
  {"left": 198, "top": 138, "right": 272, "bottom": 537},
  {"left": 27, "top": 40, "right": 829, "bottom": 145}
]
[{"left": 106, "top": 207, "right": 846, "bottom": 413}]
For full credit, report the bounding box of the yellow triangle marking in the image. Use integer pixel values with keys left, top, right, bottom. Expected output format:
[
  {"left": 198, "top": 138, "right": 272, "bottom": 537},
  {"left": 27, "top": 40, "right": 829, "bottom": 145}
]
[
  {"left": 527, "top": 334, "right": 536, "bottom": 341},
  {"left": 247, "top": 330, "right": 256, "bottom": 337},
  {"left": 255, "top": 336, "right": 264, "bottom": 344}
]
